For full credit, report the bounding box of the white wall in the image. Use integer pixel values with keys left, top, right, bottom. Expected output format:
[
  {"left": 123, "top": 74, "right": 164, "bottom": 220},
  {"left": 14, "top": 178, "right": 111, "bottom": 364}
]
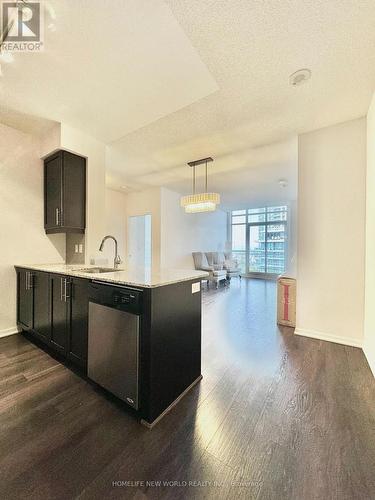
[
  {"left": 0, "top": 123, "right": 66, "bottom": 336},
  {"left": 124, "top": 187, "right": 161, "bottom": 268},
  {"left": 39, "top": 122, "right": 61, "bottom": 158},
  {"left": 364, "top": 93, "right": 375, "bottom": 376},
  {"left": 103, "top": 188, "right": 127, "bottom": 266},
  {"left": 160, "top": 187, "right": 228, "bottom": 269},
  {"left": 60, "top": 124, "right": 107, "bottom": 263},
  {"left": 296, "top": 118, "right": 366, "bottom": 347},
  {"left": 286, "top": 200, "right": 298, "bottom": 277}
]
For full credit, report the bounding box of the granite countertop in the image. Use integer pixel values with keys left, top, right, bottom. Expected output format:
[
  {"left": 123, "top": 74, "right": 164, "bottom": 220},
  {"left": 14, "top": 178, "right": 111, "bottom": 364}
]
[{"left": 15, "top": 264, "right": 209, "bottom": 288}]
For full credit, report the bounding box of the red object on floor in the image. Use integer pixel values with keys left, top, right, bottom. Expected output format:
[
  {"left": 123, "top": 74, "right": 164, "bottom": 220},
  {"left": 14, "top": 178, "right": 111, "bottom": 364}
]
[{"left": 277, "top": 276, "right": 296, "bottom": 327}]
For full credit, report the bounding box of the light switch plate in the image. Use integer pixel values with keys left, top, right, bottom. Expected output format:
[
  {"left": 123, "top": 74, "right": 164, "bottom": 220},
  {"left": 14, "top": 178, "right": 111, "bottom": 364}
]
[
  {"left": 75, "top": 244, "right": 79, "bottom": 253},
  {"left": 192, "top": 282, "right": 200, "bottom": 294},
  {"left": 79, "top": 244, "right": 83, "bottom": 253}
]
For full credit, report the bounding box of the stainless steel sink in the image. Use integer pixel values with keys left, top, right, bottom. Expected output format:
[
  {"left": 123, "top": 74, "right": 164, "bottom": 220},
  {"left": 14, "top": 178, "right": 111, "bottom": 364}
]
[{"left": 77, "top": 267, "right": 122, "bottom": 274}]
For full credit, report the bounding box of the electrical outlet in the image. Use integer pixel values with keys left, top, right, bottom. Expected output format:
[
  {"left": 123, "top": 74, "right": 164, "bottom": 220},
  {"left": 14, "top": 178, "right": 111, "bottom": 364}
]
[
  {"left": 75, "top": 244, "right": 79, "bottom": 253},
  {"left": 79, "top": 244, "right": 83, "bottom": 254}
]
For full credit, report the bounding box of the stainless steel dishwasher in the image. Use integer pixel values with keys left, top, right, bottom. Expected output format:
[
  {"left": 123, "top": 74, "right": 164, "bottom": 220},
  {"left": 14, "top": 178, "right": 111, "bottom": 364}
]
[{"left": 87, "top": 281, "right": 142, "bottom": 410}]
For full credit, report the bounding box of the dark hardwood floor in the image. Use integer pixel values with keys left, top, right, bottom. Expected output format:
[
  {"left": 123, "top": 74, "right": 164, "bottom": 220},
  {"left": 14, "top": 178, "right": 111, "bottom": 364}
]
[{"left": 1, "top": 278, "right": 375, "bottom": 499}]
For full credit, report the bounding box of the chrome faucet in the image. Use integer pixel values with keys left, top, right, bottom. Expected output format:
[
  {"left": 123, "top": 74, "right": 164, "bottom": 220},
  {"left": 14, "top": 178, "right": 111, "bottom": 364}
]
[{"left": 99, "top": 235, "right": 122, "bottom": 269}]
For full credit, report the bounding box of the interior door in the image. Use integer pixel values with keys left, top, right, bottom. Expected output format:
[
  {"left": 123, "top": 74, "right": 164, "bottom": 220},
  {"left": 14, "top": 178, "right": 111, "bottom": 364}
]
[
  {"left": 45, "top": 154, "right": 62, "bottom": 229},
  {"left": 128, "top": 214, "right": 152, "bottom": 268}
]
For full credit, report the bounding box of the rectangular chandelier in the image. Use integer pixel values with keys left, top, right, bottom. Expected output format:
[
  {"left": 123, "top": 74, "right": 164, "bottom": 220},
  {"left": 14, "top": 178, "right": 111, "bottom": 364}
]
[
  {"left": 180, "top": 157, "right": 220, "bottom": 213},
  {"left": 180, "top": 192, "right": 221, "bottom": 213}
]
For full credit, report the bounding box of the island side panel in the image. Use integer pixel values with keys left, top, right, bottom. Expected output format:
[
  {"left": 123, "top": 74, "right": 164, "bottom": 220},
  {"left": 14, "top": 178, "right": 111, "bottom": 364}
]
[
  {"left": 142, "top": 279, "right": 202, "bottom": 424},
  {"left": 139, "top": 287, "right": 152, "bottom": 421}
]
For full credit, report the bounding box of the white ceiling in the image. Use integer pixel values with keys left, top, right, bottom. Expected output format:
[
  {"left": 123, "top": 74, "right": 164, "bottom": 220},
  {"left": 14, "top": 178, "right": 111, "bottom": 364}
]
[
  {"left": 106, "top": 0, "right": 375, "bottom": 197},
  {"left": 1, "top": 0, "right": 375, "bottom": 206},
  {"left": 0, "top": 0, "right": 218, "bottom": 141}
]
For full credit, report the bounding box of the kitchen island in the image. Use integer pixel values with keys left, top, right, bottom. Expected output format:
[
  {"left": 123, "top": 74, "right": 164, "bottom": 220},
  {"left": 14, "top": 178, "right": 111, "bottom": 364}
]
[{"left": 15, "top": 264, "right": 208, "bottom": 427}]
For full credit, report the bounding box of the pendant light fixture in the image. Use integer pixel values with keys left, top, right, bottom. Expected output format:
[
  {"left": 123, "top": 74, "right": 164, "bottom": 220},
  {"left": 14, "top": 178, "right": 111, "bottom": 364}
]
[{"left": 180, "top": 157, "right": 220, "bottom": 213}]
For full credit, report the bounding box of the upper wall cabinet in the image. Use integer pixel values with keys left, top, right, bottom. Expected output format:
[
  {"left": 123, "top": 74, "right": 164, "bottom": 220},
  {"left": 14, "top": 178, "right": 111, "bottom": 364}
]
[{"left": 44, "top": 150, "right": 86, "bottom": 234}]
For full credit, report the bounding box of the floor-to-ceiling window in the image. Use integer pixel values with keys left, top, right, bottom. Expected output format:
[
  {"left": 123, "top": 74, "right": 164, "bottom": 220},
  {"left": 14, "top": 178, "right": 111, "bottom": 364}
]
[{"left": 231, "top": 206, "right": 287, "bottom": 276}]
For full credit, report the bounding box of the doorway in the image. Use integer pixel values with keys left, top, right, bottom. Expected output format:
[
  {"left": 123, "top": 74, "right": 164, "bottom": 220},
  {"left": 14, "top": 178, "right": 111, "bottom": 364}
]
[{"left": 127, "top": 214, "right": 152, "bottom": 268}]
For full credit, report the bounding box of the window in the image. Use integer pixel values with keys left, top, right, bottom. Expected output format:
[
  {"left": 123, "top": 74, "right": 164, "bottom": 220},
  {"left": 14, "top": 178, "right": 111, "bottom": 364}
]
[{"left": 231, "top": 206, "right": 287, "bottom": 275}]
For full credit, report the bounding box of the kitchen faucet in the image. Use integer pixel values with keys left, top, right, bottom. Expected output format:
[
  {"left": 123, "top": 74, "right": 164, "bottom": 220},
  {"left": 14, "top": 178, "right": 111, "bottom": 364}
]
[{"left": 99, "top": 235, "right": 122, "bottom": 269}]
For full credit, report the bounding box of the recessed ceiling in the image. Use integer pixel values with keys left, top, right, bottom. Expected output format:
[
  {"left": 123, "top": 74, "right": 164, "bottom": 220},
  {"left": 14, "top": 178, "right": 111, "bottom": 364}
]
[
  {"left": 106, "top": 0, "right": 375, "bottom": 192},
  {"left": 1, "top": 0, "right": 375, "bottom": 200},
  {"left": 0, "top": 0, "right": 218, "bottom": 142},
  {"left": 162, "top": 138, "right": 298, "bottom": 210}
]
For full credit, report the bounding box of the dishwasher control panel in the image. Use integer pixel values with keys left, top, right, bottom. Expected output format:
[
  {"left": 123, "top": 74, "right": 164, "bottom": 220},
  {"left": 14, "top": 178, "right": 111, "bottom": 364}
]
[
  {"left": 113, "top": 291, "right": 137, "bottom": 306},
  {"left": 89, "top": 282, "right": 143, "bottom": 315}
]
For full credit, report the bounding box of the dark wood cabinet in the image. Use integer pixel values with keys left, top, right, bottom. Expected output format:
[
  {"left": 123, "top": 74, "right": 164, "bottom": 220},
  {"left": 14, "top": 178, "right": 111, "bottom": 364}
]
[
  {"left": 17, "top": 269, "right": 88, "bottom": 371},
  {"left": 44, "top": 154, "right": 62, "bottom": 231},
  {"left": 16, "top": 267, "right": 203, "bottom": 426},
  {"left": 17, "top": 270, "right": 33, "bottom": 330},
  {"left": 50, "top": 274, "right": 69, "bottom": 353},
  {"left": 67, "top": 278, "right": 89, "bottom": 369},
  {"left": 44, "top": 150, "right": 86, "bottom": 234},
  {"left": 50, "top": 275, "right": 89, "bottom": 367},
  {"left": 33, "top": 271, "right": 50, "bottom": 345}
]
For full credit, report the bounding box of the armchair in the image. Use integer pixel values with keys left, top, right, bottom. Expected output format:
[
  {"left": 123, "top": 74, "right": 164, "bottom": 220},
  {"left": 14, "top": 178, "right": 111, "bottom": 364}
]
[
  {"left": 206, "top": 252, "right": 241, "bottom": 281},
  {"left": 192, "top": 252, "right": 227, "bottom": 288},
  {"left": 223, "top": 252, "right": 242, "bottom": 281}
]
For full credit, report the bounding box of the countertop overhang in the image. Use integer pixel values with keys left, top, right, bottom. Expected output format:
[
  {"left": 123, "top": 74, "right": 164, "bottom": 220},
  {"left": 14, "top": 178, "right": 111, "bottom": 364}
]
[{"left": 15, "top": 264, "right": 209, "bottom": 288}]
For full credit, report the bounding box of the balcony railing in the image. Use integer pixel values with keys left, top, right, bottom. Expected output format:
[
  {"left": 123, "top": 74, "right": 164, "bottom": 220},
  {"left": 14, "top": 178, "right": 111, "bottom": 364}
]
[{"left": 232, "top": 250, "right": 285, "bottom": 274}]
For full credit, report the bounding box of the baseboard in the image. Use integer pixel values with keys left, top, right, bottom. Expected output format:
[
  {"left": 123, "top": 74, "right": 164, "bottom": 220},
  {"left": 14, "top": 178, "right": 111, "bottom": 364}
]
[
  {"left": 363, "top": 343, "right": 375, "bottom": 378},
  {"left": 295, "top": 328, "right": 362, "bottom": 348},
  {"left": 0, "top": 327, "right": 20, "bottom": 338},
  {"left": 141, "top": 375, "right": 203, "bottom": 429}
]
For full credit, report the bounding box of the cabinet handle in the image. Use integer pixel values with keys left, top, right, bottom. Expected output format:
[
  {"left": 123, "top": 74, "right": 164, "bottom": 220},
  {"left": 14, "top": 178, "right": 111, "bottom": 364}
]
[
  {"left": 64, "top": 279, "right": 70, "bottom": 302},
  {"left": 25, "top": 272, "right": 33, "bottom": 290},
  {"left": 60, "top": 278, "right": 70, "bottom": 302},
  {"left": 55, "top": 208, "right": 59, "bottom": 226}
]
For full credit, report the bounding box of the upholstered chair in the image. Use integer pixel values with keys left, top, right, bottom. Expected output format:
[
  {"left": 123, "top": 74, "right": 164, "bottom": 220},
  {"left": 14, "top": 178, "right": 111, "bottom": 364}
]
[
  {"left": 192, "top": 252, "right": 227, "bottom": 288},
  {"left": 224, "top": 251, "right": 241, "bottom": 280},
  {"left": 206, "top": 251, "right": 242, "bottom": 281}
]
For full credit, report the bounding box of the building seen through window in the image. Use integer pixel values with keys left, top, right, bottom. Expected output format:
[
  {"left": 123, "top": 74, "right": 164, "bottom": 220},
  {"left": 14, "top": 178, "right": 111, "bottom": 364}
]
[{"left": 231, "top": 206, "right": 287, "bottom": 275}]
